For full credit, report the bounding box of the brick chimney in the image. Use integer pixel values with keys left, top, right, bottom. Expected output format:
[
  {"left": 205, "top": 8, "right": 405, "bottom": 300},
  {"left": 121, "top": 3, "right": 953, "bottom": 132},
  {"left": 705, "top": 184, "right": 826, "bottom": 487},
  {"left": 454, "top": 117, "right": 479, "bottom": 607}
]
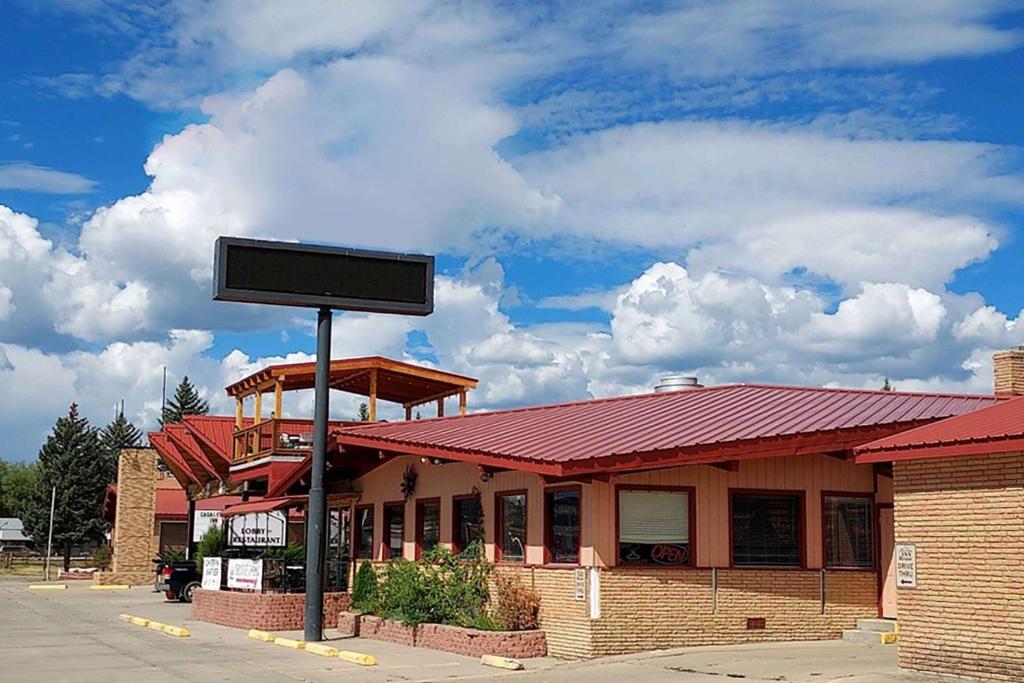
[{"left": 993, "top": 347, "right": 1024, "bottom": 395}]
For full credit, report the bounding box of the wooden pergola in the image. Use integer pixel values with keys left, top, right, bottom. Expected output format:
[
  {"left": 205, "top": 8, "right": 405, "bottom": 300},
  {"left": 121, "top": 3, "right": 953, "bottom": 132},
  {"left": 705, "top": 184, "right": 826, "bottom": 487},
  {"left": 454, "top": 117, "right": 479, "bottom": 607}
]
[{"left": 225, "top": 355, "right": 479, "bottom": 425}]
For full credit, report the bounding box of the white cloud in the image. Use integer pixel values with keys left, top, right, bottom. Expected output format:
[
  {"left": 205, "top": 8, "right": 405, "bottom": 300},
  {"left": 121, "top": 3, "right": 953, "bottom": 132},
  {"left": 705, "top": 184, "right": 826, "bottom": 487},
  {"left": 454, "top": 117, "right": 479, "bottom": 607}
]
[{"left": 0, "top": 163, "right": 96, "bottom": 194}]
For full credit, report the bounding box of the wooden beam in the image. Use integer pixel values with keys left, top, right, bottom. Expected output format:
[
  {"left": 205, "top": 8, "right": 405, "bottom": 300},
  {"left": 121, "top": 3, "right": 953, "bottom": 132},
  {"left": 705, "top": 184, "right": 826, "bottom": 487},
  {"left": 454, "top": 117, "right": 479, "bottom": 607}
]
[
  {"left": 540, "top": 473, "right": 611, "bottom": 486},
  {"left": 369, "top": 368, "right": 378, "bottom": 422},
  {"left": 405, "top": 405, "right": 412, "bottom": 421},
  {"left": 274, "top": 381, "right": 283, "bottom": 419},
  {"left": 459, "top": 389, "right": 467, "bottom": 416},
  {"left": 436, "top": 397, "right": 445, "bottom": 418},
  {"left": 235, "top": 397, "right": 243, "bottom": 430},
  {"left": 404, "top": 388, "right": 459, "bottom": 409},
  {"left": 254, "top": 391, "right": 262, "bottom": 425}
]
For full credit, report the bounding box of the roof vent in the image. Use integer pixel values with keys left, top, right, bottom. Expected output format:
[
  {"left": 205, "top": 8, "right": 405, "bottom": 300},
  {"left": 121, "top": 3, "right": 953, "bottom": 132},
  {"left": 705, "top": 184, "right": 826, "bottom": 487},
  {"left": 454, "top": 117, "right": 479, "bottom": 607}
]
[{"left": 655, "top": 375, "right": 703, "bottom": 393}]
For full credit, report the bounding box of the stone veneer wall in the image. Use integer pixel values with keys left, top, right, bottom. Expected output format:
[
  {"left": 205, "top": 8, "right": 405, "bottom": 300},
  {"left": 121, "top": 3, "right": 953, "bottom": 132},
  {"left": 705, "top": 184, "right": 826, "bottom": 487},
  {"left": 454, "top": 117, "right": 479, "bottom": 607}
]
[
  {"left": 347, "top": 614, "right": 548, "bottom": 658},
  {"left": 96, "top": 449, "right": 159, "bottom": 586},
  {"left": 494, "top": 565, "right": 877, "bottom": 659},
  {"left": 894, "top": 453, "right": 1024, "bottom": 682},
  {"left": 191, "top": 590, "right": 351, "bottom": 631}
]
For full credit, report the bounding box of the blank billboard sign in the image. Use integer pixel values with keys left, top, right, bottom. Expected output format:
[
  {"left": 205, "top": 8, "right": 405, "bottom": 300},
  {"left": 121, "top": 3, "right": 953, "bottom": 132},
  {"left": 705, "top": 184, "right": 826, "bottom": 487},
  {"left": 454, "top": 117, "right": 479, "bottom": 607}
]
[{"left": 213, "top": 236, "right": 434, "bottom": 315}]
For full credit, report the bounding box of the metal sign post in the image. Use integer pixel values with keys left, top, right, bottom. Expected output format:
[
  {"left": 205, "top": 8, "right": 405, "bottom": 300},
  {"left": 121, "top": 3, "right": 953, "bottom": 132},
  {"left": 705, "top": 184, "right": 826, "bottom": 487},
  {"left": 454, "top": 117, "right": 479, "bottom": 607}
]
[{"left": 212, "top": 236, "right": 433, "bottom": 642}]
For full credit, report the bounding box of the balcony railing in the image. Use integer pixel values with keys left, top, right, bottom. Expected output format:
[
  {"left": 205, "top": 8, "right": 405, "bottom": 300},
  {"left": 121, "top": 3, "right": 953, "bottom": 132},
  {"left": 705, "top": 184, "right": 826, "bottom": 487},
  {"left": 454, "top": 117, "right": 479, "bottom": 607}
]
[{"left": 233, "top": 418, "right": 315, "bottom": 463}]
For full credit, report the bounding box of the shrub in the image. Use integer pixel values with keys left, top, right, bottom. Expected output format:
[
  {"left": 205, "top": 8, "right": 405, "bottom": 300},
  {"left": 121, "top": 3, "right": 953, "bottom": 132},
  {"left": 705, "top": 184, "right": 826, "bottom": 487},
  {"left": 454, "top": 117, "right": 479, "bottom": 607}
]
[
  {"left": 194, "top": 525, "right": 225, "bottom": 566},
  {"left": 492, "top": 572, "right": 541, "bottom": 631},
  {"left": 93, "top": 545, "right": 112, "bottom": 570},
  {"left": 351, "top": 561, "right": 379, "bottom": 612},
  {"left": 262, "top": 544, "right": 304, "bottom": 562}
]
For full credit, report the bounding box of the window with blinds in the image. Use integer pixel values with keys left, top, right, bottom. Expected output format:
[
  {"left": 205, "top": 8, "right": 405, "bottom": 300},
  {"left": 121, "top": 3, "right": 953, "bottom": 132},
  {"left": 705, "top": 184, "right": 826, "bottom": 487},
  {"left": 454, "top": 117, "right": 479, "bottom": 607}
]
[
  {"left": 823, "top": 496, "right": 874, "bottom": 568},
  {"left": 618, "top": 489, "right": 691, "bottom": 566},
  {"left": 731, "top": 493, "right": 801, "bottom": 567}
]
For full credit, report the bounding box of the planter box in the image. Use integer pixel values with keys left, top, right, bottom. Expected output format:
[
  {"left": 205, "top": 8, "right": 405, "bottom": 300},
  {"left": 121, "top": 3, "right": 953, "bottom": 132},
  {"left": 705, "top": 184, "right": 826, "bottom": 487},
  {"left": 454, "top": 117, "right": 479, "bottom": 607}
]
[
  {"left": 338, "top": 612, "right": 546, "bottom": 658},
  {"left": 192, "top": 590, "right": 351, "bottom": 631}
]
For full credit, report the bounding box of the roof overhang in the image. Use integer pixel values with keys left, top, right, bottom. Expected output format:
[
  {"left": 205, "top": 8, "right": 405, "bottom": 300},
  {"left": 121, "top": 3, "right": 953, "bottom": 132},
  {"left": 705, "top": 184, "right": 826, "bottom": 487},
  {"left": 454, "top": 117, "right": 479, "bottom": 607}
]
[
  {"left": 855, "top": 436, "right": 1024, "bottom": 463},
  {"left": 222, "top": 495, "right": 307, "bottom": 517}
]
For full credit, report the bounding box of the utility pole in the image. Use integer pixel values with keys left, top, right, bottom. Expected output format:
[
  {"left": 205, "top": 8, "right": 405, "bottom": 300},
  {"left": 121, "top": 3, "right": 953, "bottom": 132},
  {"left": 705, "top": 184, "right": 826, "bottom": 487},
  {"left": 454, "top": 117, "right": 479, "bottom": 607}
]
[
  {"left": 161, "top": 366, "right": 167, "bottom": 423},
  {"left": 44, "top": 486, "right": 55, "bottom": 581}
]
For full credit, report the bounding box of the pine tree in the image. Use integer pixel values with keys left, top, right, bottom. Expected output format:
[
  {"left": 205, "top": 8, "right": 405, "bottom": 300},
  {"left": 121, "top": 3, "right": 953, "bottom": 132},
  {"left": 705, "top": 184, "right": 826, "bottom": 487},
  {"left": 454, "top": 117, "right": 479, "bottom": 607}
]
[
  {"left": 882, "top": 378, "right": 894, "bottom": 391},
  {"left": 162, "top": 375, "right": 209, "bottom": 424},
  {"left": 99, "top": 410, "right": 143, "bottom": 483},
  {"left": 358, "top": 403, "right": 370, "bottom": 421},
  {"left": 26, "top": 405, "right": 108, "bottom": 570}
]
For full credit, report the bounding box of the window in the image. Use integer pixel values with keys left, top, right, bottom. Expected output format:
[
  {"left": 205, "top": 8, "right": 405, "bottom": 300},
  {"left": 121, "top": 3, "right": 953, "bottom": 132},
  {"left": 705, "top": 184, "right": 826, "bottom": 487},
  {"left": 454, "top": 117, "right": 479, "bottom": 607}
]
[
  {"left": 731, "top": 492, "right": 802, "bottom": 567},
  {"left": 416, "top": 498, "right": 440, "bottom": 557},
  {"left": 354, "top": 505, "right": 375, "bottom": 560},
  {"left": 618, "top": 488, "right": 693, "bottom": 566},
  {"left": 496, "top": 491, "right": 527, "bottom": 562},
  {"left": 452, "top": 494, "right": 484, "bottom": 554},
  {"left": 545, "top": 487, "right": 580, "bottom": 564},
  {"left": 383, "top": 502, "right": 405, "bottom": 560},
  {"left": 823, "top": 495, "right": 874, "bottom": 569}
]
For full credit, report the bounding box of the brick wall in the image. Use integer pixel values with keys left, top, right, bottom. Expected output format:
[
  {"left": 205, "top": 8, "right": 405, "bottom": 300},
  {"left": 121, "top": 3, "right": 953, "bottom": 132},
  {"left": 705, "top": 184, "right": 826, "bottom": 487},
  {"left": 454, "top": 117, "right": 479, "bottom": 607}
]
[
  {"left": 894, "top": 453, "right": 1024, "bottom": 682},
  {"left": 111, "top": 449, "right": 158, "bottom": 575},
  {"left": 191, "top": 590, "right": 351, "bottom": 631},
  {"left": 348, "top": 614, "right": 547, "bottom": 657},
  {"left": 492, "top": 566, "right": 875, "bottom": 658},
  {"left": 993, "top": 347, "right": 1024, "bottom": 395}
]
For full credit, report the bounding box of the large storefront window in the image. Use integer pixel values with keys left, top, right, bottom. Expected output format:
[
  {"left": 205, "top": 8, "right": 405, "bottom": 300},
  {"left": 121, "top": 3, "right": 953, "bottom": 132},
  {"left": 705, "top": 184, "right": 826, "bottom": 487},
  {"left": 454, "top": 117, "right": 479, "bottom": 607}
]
[
  {"left": 823, "top": 495, "right": 874, "bottom": 569},
  {"left": 416, "top": 498, "right": 440, "bottom": 557},
  {"left": 355, "top": 505, "right": 375, "bottom": 560},
  {"left": 545, "top": 487, "right": 580, "bottom": 564},
  {"left": 384, "top": 502, "right": 405, "bottom": 560},
  {"left": 453, "top": 494, "right": 484, "bottom": 554},
  {"left": 496, "top": 491, "right": 527, "bottom": 562},
  {"left": 731, "top": 492, "right": 801, "bottom": 567},
  {"left": 618, "top": 488, "right": 692, "bottom": 566}
]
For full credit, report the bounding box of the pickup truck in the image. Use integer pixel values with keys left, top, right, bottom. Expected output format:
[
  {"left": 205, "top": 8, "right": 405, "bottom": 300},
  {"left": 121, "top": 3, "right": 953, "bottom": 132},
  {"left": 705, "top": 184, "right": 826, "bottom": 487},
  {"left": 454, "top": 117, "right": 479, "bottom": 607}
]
[{"left": 155, "top": 560, "right": 201, "bottom": 602}]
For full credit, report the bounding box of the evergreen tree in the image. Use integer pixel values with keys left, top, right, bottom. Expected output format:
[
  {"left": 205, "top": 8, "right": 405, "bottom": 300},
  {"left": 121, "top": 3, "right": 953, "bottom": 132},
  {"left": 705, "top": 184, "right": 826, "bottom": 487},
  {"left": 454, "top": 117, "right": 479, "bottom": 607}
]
[
  {"left": 26, "top": 405, "right": 108, "bottom": 570},
  {"left": 882, "top": 378, "right": 895, "bottom": 391},
  {"left": 162, "top": 375, "right": 209, "bottom": 424},
  {"left": 358, "top": 403, "right": 370, "bottom": 421},
  {"left": 99, "top": 410, "right": 143, "bottom": 483}
]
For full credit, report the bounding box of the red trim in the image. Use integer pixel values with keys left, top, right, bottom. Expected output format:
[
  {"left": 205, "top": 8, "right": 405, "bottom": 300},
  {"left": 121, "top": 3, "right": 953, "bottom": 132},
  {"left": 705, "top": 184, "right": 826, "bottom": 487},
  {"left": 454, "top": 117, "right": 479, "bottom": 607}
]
[
  {"left": 728, "top": 488, "right": 806, "bottom": 569},
  {"left": 614, "top": 484, "right": 697, "bottom": 568},
  {"left": 856, "top": 435, "right": 1024, "bottom": 463},
  {"left": 494, "top": 489, "right": 528, "bottom": 563},
  {"left": 543, "top": 485, "right": 582, "bottom": 566},
  {"left": 382, "top": 500, "right": 405, "bottom": 560},
  {"left": 414, "top": 497, "right": 441, "bottom": 560},
  {"left": 353, "top": 503, "right": 375, "bottom": 561},
  {"left": 820, "top": 491, "right": 876, "bottom": 570}
]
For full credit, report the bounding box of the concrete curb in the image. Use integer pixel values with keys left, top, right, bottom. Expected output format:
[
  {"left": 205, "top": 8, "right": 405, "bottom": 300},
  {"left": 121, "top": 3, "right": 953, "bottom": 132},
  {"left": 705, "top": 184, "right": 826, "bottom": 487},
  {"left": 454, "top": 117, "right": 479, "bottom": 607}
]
[
  {"left": 337, "top": 650, "right": 376, "bottom": 666},
  {"left": 481, "top": 655, "right": 524, "bottom": 670},
  {"left": 90, "top": 584, "right": 130, "bottom": 590},
  {"left": 28, "top": 584, "right": 67, "bottom": 590},
  {"left": 305, "top": 643, "right": 339, "bottom": 658},
  {"left": 247, "top": 629, "right": 275, "bottom": 642},
  {"left": 273, "top": 637, "right": 306, "bottom": 650}
]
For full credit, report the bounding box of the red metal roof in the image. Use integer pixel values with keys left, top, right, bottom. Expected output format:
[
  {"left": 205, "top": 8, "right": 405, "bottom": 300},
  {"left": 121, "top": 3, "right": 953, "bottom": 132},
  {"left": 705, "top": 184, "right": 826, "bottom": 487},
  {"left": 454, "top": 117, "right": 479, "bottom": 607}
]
[
  {"left": 333, "top": 384, "right": 1003, "bottom": 476},
  {"left": 150, "top": 431, "right": 201, "bottom": 486},
  {"left": 182, "top": 415, "right": 249, "bottom": 462},
  {"left": 855, "top": 395, "right": 1024, "bottom": 463},
  {"left": 164, "top": 423, "right": 220, "bottom": 482},
  {"left": 221, "top": 495, "right": 307, "bottom": 517}
]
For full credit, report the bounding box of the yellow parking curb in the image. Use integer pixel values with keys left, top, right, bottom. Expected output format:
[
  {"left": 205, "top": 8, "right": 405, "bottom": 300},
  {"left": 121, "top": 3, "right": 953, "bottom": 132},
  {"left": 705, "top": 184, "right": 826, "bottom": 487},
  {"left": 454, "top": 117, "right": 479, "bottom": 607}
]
[
  {"left": 163, "top": 625, "right": 190, "bottom": 638},
  {"left": 273, "top": 637, "right": 306, "bottom": 650},
  {"left": 129, "top": 616, "right": 150, "bottom": 627},
  {"left": 248, "top": 629, "right": 275, "bottom": 642},
  {"left": 28, "top": 584, "right": 67, "bottom": 590},
  {"left": 305, "top": 643, "right": 339, "bottom": 658},
  {"left": 90, "top": 584, "right": 130, "bottom": 590},
  {"left": 881, "top": 632, "right": 898, "bottom": 645},
  {"left": 337, "top": 650, "right": 376, "bottom": 666},
  {"left": 146, "top": 621, "right": 167, "bottom": 632},
  {"left": 118, "top": 613, "right": 133, "bottom": 622},
  {"left": 481, "top": 655, "right": 523, "bottom": 670}
]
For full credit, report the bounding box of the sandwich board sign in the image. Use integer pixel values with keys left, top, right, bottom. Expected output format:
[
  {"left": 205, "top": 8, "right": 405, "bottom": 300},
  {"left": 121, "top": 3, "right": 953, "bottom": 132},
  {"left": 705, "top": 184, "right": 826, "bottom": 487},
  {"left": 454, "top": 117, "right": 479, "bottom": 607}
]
[
  {"left": 226, "top": 558, "right": 263, "bottom": 591},
  {"left": 201, "top": 557, "right": 222, "bottom": 591},
  {"left": 895, "top": 543, "right": 917, "bottom": 588}
]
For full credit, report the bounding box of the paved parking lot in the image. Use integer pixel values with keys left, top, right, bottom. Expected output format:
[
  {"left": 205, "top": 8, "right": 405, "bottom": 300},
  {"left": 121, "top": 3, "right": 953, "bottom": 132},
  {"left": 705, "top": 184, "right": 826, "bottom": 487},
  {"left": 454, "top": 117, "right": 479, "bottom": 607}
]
[{"left": 0, "top": 577, "right": 970, "bottom": 682}]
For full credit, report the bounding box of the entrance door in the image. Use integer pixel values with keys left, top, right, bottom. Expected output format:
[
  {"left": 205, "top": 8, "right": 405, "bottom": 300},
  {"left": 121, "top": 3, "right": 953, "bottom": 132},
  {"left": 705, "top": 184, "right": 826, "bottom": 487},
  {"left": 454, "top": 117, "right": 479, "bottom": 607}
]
[
  {"left": 878, "top": 505, "right": 897, "bottom": 618},
  {"left": 327, "top": 507, "right": 351, "bottom": 592}
]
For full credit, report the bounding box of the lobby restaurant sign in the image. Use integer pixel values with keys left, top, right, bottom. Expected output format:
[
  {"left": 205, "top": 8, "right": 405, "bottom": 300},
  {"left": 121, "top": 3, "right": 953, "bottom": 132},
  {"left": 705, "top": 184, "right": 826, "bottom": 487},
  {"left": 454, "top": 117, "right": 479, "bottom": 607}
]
[{"left": 227, "top": 511, "right": 287, "bottom": 547}]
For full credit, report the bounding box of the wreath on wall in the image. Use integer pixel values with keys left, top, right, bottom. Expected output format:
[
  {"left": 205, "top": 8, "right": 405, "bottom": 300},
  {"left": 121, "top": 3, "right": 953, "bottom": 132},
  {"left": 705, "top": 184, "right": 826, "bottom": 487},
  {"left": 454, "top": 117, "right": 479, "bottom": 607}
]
[{"left": 401, "top": 463, "right": 418, "bottom": 500}]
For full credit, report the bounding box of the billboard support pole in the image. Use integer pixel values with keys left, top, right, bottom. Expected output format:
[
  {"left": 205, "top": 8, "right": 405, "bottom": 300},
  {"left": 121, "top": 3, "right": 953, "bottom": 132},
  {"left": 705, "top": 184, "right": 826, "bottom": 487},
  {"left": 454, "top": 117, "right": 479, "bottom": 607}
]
[{"left": 304, "top": 306, "right": 332, "bottom": 642}]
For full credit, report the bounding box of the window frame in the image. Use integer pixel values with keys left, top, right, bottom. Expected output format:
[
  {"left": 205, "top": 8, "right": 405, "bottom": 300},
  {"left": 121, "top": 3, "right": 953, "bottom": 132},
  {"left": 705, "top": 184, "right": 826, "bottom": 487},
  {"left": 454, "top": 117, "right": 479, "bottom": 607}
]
[
  {"left": 821, "top": 491, "right": 876, "bottom": 571},
  {"left": 352, "top": 503, "right": 376, "bottom": 561},
  {"left": 414, "top": 497, "right": 441, "bottom": 560},
  {"left": 494, "top": 489, "right": 529, "bottom": 564},
  {"left": 451, "top": 493, "right": 485, "bottom": 555},
  {"left": 543, "top": 484, "right": 582, "bottom": 566},
  {"left": 614, "top": 484, "right": 697, "bottom": 568},
  {"left": 382, "top": 500, "right": 406, "bottom": 560},
  {"left": 728, "top": 488, "right": 806, "bottom": 569}
]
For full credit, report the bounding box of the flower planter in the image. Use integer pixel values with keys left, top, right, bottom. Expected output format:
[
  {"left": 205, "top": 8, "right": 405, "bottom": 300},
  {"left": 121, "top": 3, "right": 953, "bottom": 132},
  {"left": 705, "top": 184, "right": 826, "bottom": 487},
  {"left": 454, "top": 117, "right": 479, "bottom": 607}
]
[{"left": 337, "top": 612, "right": 547, "bottom": 658}]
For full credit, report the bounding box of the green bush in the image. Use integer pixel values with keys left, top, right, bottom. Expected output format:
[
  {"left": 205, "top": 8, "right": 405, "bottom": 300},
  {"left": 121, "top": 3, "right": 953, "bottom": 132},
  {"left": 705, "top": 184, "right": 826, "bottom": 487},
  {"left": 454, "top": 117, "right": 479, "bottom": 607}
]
[
  {"left": 351, "top": 561, "right": 379, "bottom": 612},
  {"left": 194, "top": 525, "right": 225, "bottom": 566},
  {"left": 262, "top": 544, "right": 304, "bottom": 562},
  {"left": 93, "top": 545, "right": 112, "bottom": 570}
]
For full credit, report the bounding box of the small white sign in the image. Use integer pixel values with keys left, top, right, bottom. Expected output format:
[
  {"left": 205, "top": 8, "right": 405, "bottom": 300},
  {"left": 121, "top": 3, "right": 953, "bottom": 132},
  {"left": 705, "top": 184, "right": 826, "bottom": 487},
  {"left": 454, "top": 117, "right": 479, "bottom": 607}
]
[
  {"left": 227, "top": 511, "right": 287, "bottom": 547},
  {"left": 193, "top": 510, "right": 222, "bottom": 542},
  {"left": 201, "top": 557, "right": 222, "bottom": 591},
  {"left": 574, "top": 568, "right": 586, "bottom": 602},
  {"left": 226, "top": 558, "right": 263, "bottom": 591},
  {"left": 895, "top": 543, "right": 917, "bottom": 589}
]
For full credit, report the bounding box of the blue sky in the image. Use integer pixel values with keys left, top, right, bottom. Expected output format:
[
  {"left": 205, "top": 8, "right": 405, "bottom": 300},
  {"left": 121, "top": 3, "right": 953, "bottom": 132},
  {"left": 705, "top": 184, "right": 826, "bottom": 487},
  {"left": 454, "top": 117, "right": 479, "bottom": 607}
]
[{"left": 1, "top": 1, "right": 1023, "bottom": 460}]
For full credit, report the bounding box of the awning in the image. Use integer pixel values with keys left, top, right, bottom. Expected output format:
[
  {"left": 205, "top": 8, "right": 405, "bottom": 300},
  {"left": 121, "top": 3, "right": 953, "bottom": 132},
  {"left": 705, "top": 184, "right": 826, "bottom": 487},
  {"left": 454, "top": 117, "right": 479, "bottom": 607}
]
[{"left": 221, "top": 495, "right": 307, "bottom": 517}]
